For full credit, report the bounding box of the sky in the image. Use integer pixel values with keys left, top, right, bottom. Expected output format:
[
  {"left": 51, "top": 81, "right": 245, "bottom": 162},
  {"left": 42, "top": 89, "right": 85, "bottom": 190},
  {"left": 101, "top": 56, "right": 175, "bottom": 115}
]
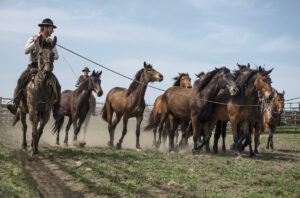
[{"left": 0, "top": 0, "right": 299, "bottom": 104}]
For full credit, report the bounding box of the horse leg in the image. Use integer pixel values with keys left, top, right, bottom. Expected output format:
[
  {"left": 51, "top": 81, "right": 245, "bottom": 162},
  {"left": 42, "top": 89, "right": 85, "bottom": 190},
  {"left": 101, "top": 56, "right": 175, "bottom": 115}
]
[
  {"left": 29, "top": 112, "right": 39, "bottom": 155},
  {"left": 191, "top": 115, "right": 200, "bottom": 155},
  {"left": 266, "top": 125, "right": 271, "bottom": 150},
  {"left": 135, "top": 115, "right": 143, "bottom": 149},
  {"left": 269, "top": 126, "right": 275, "bottom": 151},
  {"left": 168, "top": 116, "right": 179, "bottom": 152},
  {"left": 213, "top": 121, "right": 222, "bottom": 154},
  {"left": 83, "top": 113, "right": 90, "bottom": 141},
  {"left": 37, "top": 113, "right": 50, "bottom": 148},
  {"left": 175, "top": 129, "right": 179, "bottom": 145},
  {"left": 157, "top": 112, "right": 168, "bottom": 149},
  {"left": 254, "top": 125, "right": 261, "bottom": 154},
  {"left": 108, "top": 113, "right": 122, "bottom": 148},
  {"left": 64, "top": 117, "right": 72, "bottom": 146},
  {"left": 152, "top": 127, "right": 157, "bottom": 147},
  {"left": 20, "top": 111, "right": 27, "bottom": 150},
  {"left": 230, "top": 118, "right": 241, "bottom": 156},
  {"left": 74, "top": 116, "right": 86, "bottom": 141},
  {"left": 247, "top": 123, "right": 255, "bottom": 157},
  {"left": 116, "top": 115, "right": 128, "bottom": 150},
  {"left": 221, "top": 121, "right": 227, "bottom": 152}
]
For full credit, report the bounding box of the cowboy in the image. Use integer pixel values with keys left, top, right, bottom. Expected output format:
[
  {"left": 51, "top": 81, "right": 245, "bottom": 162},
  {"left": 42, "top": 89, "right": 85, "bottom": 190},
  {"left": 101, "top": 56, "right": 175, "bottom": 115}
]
[
  {"left": 7, "top": 18, "right": 61, "bottom": 117},
  {"left": 75, "top": 67, "right": 97, "bottom": 115},
  {"left": 75, "top": 67, "right": 90, "bottom": 87}
]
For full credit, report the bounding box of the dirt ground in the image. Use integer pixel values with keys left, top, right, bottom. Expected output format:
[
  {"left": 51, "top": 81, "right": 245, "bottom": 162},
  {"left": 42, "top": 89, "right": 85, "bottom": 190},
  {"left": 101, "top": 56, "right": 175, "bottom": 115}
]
[{"left": 0, "top": 113, "right": 165, "bottom": 197}]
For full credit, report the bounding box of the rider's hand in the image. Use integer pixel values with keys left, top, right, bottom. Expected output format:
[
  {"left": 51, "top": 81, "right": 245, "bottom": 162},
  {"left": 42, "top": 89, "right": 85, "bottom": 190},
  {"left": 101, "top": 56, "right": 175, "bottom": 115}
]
[{"left": 33, "top": 35, "right": 39, "bottom": 42}]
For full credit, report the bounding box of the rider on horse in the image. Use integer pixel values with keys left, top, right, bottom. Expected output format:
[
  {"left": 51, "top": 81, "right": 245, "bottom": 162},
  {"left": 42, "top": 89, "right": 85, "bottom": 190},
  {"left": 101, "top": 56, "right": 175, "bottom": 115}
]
[
  {"left": 7, "top": 18, "right": 61, "bottom": 117},
  {"left": 75, "top": 67, "right": 97, "bottom": 115}
]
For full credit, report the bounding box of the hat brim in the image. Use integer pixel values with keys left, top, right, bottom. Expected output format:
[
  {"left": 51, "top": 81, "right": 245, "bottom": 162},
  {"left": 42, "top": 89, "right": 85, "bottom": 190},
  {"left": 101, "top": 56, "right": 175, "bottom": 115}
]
[
  {"left": 38, "top": 23, "right": 57, "bottom": 28},
  {"left": 82, "top": 70, "right": 90, "bottom": 72}
]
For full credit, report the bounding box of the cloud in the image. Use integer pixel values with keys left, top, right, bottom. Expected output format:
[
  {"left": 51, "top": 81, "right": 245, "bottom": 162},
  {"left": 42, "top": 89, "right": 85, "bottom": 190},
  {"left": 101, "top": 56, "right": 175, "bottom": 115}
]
[{"left": 257, "top": 35, "right": 300, "bottom": 52}]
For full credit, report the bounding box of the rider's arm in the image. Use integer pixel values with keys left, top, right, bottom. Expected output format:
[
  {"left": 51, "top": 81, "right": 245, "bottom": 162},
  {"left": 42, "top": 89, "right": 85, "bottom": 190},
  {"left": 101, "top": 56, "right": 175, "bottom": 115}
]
[
  {"left": 24, "top": 36, "right": 37, "bottom": 54},
  {"left": 75, "top": 77, "right": 81, "bottom": 87}
]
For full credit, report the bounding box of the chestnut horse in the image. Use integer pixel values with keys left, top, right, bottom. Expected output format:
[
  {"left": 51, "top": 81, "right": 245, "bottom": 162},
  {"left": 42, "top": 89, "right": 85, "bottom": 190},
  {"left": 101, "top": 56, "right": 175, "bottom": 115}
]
[
  {"left": 53, "top": 71, "right": 103, "bottom": 145},
  {"left": 102, "top": 62, "right": 163, "bottom": 149},
  {"left": 254, "top": 90, "right": 285, "bottom": 152},
  {"left": 15, "top": 36, "right": 59, "bottom": 155},
  {"left": 145, "top": 73, "right": 192, "bottom": 148},
  {"left": 158, "top": 67, "right": 239, "bottom": 153}
]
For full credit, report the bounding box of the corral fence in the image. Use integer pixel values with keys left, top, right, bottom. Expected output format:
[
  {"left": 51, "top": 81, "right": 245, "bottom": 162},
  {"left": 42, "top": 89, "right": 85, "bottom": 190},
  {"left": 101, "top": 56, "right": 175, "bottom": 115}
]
[{"left": 1, "top": 96, "right": 299, "bottom": 133}]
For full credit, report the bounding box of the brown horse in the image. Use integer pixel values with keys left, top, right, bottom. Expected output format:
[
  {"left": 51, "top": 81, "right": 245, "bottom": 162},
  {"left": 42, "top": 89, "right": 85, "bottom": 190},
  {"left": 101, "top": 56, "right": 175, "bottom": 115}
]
[
  {"left": 158, "top": 67, "right": 239, "bottom": 153},
  {"left": 211, "top": 63, "right": 252, "bottom": 153},
  {"left": 212, "top": 66, "right": 273, "bottom": 156},
  {"left": 102, "top": 62, "right": 163, "bottom": 149},
  {"left": 53, "top": 71, "right": 103, "bottom": 145},
  {"left": 254, "top": 90, "right": 285, "bottom": 152},
  {"left": 145, "top": 73, "right": 192, "bottom": 148},
  {"left": 15, "top": 36, "right": 59, "bottom": 155}
]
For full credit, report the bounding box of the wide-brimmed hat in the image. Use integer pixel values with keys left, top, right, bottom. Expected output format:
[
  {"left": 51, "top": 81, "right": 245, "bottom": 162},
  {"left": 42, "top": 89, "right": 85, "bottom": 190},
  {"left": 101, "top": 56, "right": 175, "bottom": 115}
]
[
  {"left": 82, "top": 67, "right": 90, "bottom": 72},
  {"left": 38, "top": 18, "right": 57, "bottom": 28}
]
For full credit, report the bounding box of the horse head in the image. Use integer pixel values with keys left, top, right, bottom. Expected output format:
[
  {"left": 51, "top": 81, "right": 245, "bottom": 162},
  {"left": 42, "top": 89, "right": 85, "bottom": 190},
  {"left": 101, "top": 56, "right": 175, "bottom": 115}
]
[
  {"left": 254, "top": 66, "right": 273, "bottom": 100},
  {"left": 274, "top": 90, "right": 285, "bottom": 114},
  {"left": 90, "top": 70, "right": 103, "bottom": 97},
  {"left": 173, "top": 73, "right": 192, "bottom": 88},
  {"left": 38, "top": 36, "right": 57, "bottom": 77},
  {"left": 214, "top": 67, "right": 239, "bottom": 96},
  {"left": 143, "top": 62, "right": 163, "bottom": 82}
]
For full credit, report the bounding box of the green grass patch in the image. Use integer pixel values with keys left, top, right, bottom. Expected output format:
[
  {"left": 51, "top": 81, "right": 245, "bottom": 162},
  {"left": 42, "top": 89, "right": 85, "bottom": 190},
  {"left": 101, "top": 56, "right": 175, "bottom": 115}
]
[
  {"left": 40, "top": 134, "right": 300, "bottom": 197},
  {"left": 0, "top": 144, "right": 40, "bottom": 198}
]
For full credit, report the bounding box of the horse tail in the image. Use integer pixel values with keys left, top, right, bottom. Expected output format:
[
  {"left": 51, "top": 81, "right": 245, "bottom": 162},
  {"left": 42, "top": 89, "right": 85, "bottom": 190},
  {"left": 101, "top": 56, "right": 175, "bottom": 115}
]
[
  {"left": 52, "top": 116, "right": 64, "bottom": 135},
  {"left": 12, "top": 110, "right": 20, "bottom": 126},
  {"left": 144, "top": 111, "right": 161, "bottom": 131},
  {"left": 101, "top": 105, "right": 108, "bottom": 122}
]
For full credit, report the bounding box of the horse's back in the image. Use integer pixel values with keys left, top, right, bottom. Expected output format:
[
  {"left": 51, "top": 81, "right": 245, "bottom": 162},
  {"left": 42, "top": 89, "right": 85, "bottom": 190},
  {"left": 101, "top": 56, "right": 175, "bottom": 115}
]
[{"left": 105, "top": 87, "right": 128, "bottom": 112}]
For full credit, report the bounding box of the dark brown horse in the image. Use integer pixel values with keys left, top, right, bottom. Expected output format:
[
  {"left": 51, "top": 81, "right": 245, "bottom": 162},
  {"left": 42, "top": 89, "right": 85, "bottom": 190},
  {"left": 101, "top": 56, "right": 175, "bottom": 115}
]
[
  {"left": 102, "top": 62, "right": 163, "bottom": 149},
  {"left": 254, "top": 90, "right": 285, "bottom": 152},
  {"left": 212, "top": 66, "right": 273, "bottom": 156},
  {"left": 158, "top": 67, "right": 239, "bottom": 153},
  {"left": 52, "top": 71, "right": 103, "bottom": 145},
  {"left": 14, "top": 36, "right": 59, "bottom": 155},
  {"left": 145, "top": 73, "right": 192, "bottom": 148}
]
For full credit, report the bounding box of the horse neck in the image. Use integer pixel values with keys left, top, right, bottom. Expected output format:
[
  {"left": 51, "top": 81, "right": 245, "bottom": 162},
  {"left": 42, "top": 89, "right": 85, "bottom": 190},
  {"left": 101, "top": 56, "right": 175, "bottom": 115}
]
[
  {"left": 240, "top": 75, "right": 259, "bottom": 104},
  {"left": 129, "top": 73, "right": 148, "bottom": 107},
  {"left": 34, "top": 70, "right": 49, "bottom": 92},
  {"left": 198, "top": 76, "right": 222, "bottom": 102},
  {"left": 77, "top": 79, "right": 93, "bottom": 99}
]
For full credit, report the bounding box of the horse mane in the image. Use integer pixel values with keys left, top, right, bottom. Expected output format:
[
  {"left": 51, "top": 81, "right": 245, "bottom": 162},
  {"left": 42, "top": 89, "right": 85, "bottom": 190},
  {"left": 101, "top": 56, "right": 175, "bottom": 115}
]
[
  {"left": 197, "top": 67, "right": 229, "bottom": 91},
  {"left": 173, "top": 73, "right": 189, "bottom": 86},
  {"left": 127, "top": 65, "right": 152, "bottom": 95},
  {"left": 76, "top": 77, "right": 90, "bottom": 93}
]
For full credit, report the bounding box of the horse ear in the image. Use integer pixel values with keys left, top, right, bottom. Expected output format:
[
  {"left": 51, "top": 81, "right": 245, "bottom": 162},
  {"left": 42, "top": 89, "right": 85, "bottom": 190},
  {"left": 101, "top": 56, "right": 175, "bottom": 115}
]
[
  {"left": 39, "top": 36, "right": 44, "bottom": 47},
  {"left": 237, "top": 63, "right": 241, "bottom": 69},
  {"left": 51, "top": 36, "right": 57, "bottom": 48},
  {"left": 98, "top": 71, "right": 102, "bottom": 77},
  {"left": 282, "top": 90, "right": 285, "bottom": 96},
  {"left": 266, "top": 68, "right": 273, "bottom": 75},
  {"left": 144, "top": 61, "right": 147, "bottom": 68},
  {"left": 258, "top": 66, "right": 262, "bottom": 72},
  {"left": 92, "top": 70, "right": 95, "bottom": 76},
  {"left": 247, "top": 63, "right": 250, "bottom": 68}
]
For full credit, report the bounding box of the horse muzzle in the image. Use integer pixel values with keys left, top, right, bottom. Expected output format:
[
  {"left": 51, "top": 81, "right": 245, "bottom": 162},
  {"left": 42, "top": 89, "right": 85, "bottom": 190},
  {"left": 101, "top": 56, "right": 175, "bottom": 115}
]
[
  {"left": 229, "top": 86, "right": 239, "bottom": 96},
  {"left": 95, "top": 88, "right": 103, "bottom": 97}
]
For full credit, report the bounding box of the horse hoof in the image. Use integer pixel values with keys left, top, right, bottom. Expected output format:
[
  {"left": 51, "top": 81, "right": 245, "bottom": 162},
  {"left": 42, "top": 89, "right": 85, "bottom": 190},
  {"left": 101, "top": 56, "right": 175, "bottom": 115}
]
[
  {"left": 155, "top": 143, "right": 160, "bottom": 149},
  {"left": 206, "top": 149, "right": 211, "bottom": 153},
  {"left": 222, "top": 147, "right": 226, "bottom": 153},
  {"left": 136, "top": 145, "right": 142, "bottom": 150},
  {"left": 192, "top": 149, "right": 200, "bottom": 155},
  {"left": 116, "top": 143, "right": 122, "bottom": 150},
  {"left": 235, "top": 151, "right": 241, "bottom": 157},
  {"left": 56, "top": 142, "right": 60, "bottom": 146},
  {"left": 107, "top": 141, "right": 114, "bottom": 148},
  {"left": 250, "top": 152, "right": 256, "bottom": 158},
  {"left": 254, "top": 150, "right": 259, "bottom": 154}
]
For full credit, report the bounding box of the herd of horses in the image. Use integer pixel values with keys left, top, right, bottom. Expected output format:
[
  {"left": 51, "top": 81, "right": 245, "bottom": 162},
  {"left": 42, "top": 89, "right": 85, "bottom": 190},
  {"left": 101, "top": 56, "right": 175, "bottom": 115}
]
[{"left": 11, "top": 36, "right": 285, "bottom": 157}]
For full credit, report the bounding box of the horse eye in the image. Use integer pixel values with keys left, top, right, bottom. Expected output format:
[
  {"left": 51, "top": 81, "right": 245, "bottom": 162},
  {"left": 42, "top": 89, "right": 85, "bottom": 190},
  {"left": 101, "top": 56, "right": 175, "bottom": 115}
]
[{"left": 39, "top": 52, "right": 43, "bottom": 56}]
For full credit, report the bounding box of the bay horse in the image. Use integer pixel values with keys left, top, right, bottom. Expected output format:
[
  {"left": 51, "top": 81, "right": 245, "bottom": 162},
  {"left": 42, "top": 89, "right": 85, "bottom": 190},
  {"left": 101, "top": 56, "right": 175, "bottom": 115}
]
[
  {"left": 52, "top": 71, "right": 103, "bottom": 145},
  {"left": 158, "top": 67, "right": 239, "bottom": 153},
  {"left": 212, "top": 66, "right": 273, "bottom": 156},
  {"left": 102, "top": 62, "right": 163, "bottom": 150},
  {"left": 145, "top": 73, "right": 192, "bottom": 148},
  {"left": 254, "top": 90, "right": 285, "bottom": 152},
  {"left": 15, "top": 36, "right": 59, "bottom": 155}
]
